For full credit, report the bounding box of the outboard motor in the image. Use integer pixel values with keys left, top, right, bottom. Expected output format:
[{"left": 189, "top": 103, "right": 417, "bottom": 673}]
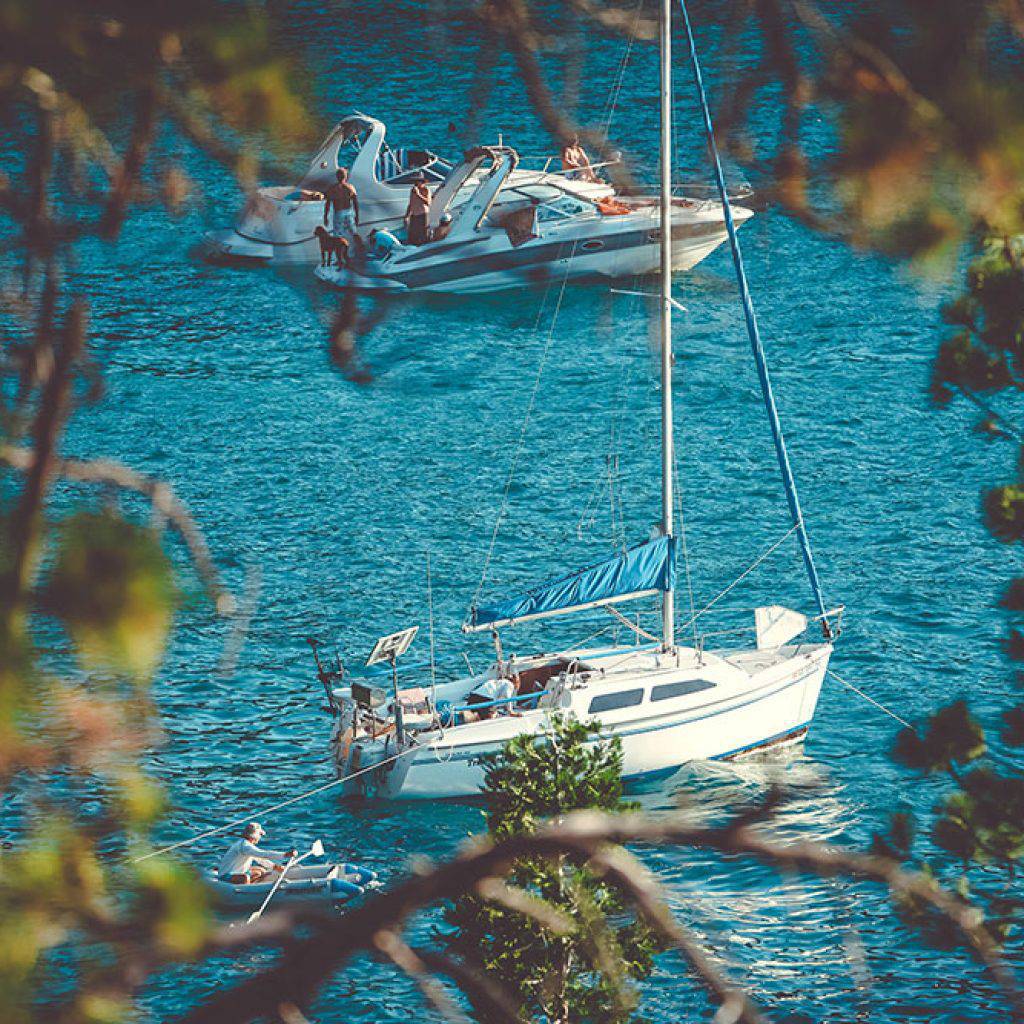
[{"left": 307, "top": 637, "right": 344, "bottom": 716}]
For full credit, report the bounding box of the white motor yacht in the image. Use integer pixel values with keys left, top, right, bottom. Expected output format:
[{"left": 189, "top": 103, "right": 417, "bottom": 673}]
[
  {"left": 205, "top": 113, "right": 614, "bottom": 266},
  {"left": 314, "top": 143, "right": 752, "bottom": 294}
]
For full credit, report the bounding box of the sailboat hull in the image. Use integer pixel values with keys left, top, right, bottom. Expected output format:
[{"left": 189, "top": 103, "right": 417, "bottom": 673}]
[{"left": 332, "top": 642, "right": 830, "bottom": 801}]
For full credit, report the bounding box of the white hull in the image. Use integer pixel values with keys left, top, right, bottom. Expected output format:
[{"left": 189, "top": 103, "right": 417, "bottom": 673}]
[
  {"left": 315, "top": 231, "right": 732, "bottom": 295},
  {"left": 332, "top": 641, "right": 830, "bottom": 801},
  {"left": 314, "top": 202, "right": 751, "bottom": 295}
]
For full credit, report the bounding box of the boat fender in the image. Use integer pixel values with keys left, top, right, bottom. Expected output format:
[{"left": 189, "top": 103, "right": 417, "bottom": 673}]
[{"left": 435, "top": 699, "right": 457, "bottom": 727}]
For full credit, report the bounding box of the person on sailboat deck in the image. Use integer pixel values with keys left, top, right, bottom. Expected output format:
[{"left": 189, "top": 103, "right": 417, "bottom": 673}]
[
  {"left": 404, "top": 175, "right": 432, "bottom": 245},
  {"left": 561, "top": 134, "right": 598, "bottom": 183},
  {"left": 462, "top": 672, "right": 523, "bottom": 722},
  {"left": 323, "top": 168, "right": 359, "bottom": 243},
  {"left": 217, "top": 823, "right": 296, "bottom": 884}
]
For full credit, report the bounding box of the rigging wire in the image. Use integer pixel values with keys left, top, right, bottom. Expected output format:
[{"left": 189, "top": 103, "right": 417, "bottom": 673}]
[
  {"left": 677, "top": 522, "right": 801, "bottom": 634},
  {"left": 131, "top": 746, "right": 419, "bottom": 864},
  {"left": 599, "top": 0, "right": 644, "bottom": 141},
  {"left": 470, "top": 243, "right": 579, "bottom": 614},
  {"left": 426, "top": 550, "right": 437, "bottom": 701},
  {"left": 677, "top": 0, "right": 830, "bottom": 624},
  {"left": 672, "top": 443, "right": 700, "bottom": 647},
  {"left": 574, "top": 285, "right": 638, "bottom": 547}
]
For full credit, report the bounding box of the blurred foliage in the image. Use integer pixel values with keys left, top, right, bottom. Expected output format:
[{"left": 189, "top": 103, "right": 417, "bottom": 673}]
[
  {"left": 445, "top": 715, "right": 660, "bottom": 1023},
  {"left": 0, "top": 2, "right": 310, "bottom": 1021},
  {"left": 41, "top": 511, "right": 178, "bottom": 681},
  {"left": 878, "top": 698, "right": 1024, "bottom": 949},
  {"left": 703, "top": 0, "right": 1024, "bottom": 262},
  {"left": 1, "top": 0, "right": 1023, "bottom": 1020},
  {"left": 904, "top": 170, "right": 1024, "bottom": 966}
]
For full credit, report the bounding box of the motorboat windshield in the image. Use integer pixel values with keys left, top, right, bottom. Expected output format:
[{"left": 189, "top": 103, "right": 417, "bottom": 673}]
[{"left": 299, "top": 113, "right": 452, "bottom": 194}]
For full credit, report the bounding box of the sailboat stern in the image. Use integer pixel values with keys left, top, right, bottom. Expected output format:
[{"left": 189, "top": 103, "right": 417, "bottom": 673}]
[{"left": 330, "top": 704, "right": 416, "bottom": 800}]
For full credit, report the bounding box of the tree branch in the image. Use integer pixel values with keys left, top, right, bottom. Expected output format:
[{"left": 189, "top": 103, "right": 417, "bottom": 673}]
[
  {"left": 588, "top": 845, "right": 768, "bottom": 1024},
  {"left": 3, "top": 302, "right": 85, "bottom": 603},
  {"left": 375, "top": 930, "right": 473, "bottom": 1024},
  {"left": 175, "top": 810, "right": 1023, "bottom": 1024},
  {"left": 100, "top": 82, "right": 158, "bottom": 239},
  {"left": 0, "top": 445, "right": 235, "bottom": 615}
]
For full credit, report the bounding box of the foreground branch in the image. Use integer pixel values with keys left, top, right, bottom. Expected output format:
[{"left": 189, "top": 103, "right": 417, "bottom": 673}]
[
  {"left": 181, "top": 809, "right": 1022, "bottom": 1024},
  {"left": 0, "top": 445, "right": 235, "bottom": 615}
]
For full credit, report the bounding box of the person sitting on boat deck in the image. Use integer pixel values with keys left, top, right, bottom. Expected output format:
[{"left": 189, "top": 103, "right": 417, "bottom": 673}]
[
  {"left": 432, "top": 212, "right": 453, "bottom": 242},
  {"left": 218, "top": 822, "right": 296, "bottom": 884},
  {"left": 561, "top": 134, "right": 598, "bottom": 183},
  {"left": 404, "top": 174, "right": 432, "bottom": 245},
  {"left": 461, "top": 672, "right": 523, "bottom": 722},
  {"left": 366, "top": 226, "right": 403, "bottom": 260},
  {"left": 323, "top": 168, "right": 359, "bottom": 243}
]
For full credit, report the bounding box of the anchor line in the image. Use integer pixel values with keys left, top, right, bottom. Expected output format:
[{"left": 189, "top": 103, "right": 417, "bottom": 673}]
[
  {"left": 131, "top": 746, "right": 419, "bottom": 865},
  {"left": 827, "top": 669, "right": 912, "bottom": 730}
]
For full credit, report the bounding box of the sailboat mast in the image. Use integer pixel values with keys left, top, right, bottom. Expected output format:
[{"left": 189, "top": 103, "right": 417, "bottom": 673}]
[{"left": 658, "top": 0, "right": 675, "bottom": 650}]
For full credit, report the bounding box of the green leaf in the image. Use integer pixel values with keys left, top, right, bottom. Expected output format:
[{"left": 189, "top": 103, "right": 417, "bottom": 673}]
[{"left": 40, "top": 511, "right": 177, "bottom": 682}]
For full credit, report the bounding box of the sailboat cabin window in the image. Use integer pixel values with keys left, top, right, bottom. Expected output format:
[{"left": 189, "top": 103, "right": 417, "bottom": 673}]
[
  {"left": 651, "top": 680, "right": 715, "bottom": 701},
  {"left": 589, "top": 689, "right": 644, "bottom": 714}
]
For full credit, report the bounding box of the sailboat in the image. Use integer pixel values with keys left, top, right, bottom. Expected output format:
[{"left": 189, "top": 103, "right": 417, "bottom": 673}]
[{"left": 317, "top": 0, "right": 841, "bottom": 801}]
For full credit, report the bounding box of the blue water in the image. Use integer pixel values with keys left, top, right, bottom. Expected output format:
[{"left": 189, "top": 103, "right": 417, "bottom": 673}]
[{"left": 46, "top": 3, "right": 1022, "bottom": 1020}]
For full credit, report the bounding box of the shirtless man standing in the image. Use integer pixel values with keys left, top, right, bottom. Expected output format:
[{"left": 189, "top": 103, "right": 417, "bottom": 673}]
[
  {"left": 404, "top": 175, "right": 432, "bottom": 245},
  {"left": 324, "top": 168, "right": 359, "bottom": 243}
]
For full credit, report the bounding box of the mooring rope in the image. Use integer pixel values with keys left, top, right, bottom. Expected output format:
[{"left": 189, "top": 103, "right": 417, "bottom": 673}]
[
  {"left": 131, "top": 746, "right": 419, "bottom": 865},
  {"left": 827, "top": 669, "right": 912, "bottom": 730}
]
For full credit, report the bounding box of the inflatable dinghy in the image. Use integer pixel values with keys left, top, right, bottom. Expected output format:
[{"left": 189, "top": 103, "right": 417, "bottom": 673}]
[{"left": 205, "top": 861, "right": 378, "bottom": 909}]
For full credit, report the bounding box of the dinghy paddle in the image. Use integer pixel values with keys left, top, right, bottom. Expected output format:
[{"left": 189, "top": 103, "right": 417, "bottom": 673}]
[{"left": 245, "top": 839, "right": 324, "bottom": 925}]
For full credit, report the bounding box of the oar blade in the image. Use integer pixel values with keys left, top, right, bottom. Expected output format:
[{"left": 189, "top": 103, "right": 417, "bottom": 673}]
[{"left": 310, "top": 839, "right": 325, "bottom": 858}]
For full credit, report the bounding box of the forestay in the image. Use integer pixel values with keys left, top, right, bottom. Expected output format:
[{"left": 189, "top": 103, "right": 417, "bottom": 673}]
[{"left": 465, "top": 535, "right": 675, "bottom": 632}]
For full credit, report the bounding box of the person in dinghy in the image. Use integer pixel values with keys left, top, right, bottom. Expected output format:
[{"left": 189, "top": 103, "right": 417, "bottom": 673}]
[{"left": 218, "top": 822, "right": 296, "bottom": 884}]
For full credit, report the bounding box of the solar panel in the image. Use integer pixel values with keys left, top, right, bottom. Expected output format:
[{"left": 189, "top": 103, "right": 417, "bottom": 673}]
[{"left": 365, "top": 626, "right": 419, "bottom": 667}]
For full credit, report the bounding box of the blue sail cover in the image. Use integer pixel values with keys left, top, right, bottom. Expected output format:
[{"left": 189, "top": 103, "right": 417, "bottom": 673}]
[{"left": 466, "top": 536, "right": 675, "bottom": 632}]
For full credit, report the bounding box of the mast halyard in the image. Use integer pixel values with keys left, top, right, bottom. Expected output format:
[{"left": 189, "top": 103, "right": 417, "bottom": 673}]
[{"left": 658, "top": 0, "right": 676, "bottom": 650}]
